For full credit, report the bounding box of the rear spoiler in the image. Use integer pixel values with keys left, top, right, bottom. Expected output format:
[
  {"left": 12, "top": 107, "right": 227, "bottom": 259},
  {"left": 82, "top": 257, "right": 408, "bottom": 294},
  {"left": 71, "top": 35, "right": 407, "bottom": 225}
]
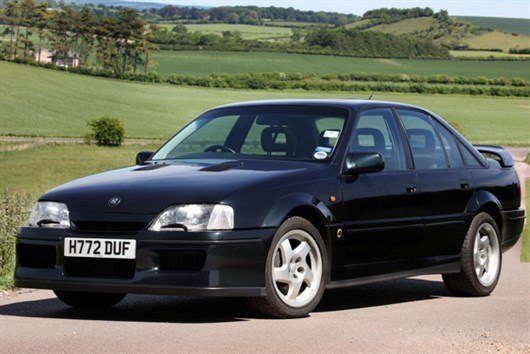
[{"left": 474, "top": 145, "right": 514, "bottom": 167}]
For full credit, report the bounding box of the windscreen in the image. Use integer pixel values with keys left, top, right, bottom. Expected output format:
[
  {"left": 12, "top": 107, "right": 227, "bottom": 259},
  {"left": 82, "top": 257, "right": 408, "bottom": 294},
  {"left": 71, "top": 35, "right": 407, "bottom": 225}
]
[{"left": 152, "top": 105, "right": 349, "bottom": 162}]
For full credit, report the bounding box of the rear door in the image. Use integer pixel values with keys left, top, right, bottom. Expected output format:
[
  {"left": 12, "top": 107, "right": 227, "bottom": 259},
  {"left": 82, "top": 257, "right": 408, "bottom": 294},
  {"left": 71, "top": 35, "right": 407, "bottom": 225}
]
[{"left": 397, "top": 109, "right": 474, "bottom": 257}]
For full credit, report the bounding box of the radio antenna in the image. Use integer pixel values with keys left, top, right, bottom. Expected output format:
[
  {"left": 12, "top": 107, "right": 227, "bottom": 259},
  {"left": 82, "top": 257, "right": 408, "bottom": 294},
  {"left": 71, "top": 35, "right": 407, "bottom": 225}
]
[{"left": 368, "top": 93, "right": 374, "bottom": 100}]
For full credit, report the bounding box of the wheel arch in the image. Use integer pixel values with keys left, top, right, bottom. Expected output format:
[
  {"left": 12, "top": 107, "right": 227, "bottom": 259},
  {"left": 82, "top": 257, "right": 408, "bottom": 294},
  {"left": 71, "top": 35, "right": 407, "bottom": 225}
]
[
  {"left": 261, "top": 192, "right": 335, "bottom": 246},
  {"left": 466, "top": 190, "right": 503, "bottom": 233},
  {"left": 262, "top": 193, "right": 335, "bottom": 226}
]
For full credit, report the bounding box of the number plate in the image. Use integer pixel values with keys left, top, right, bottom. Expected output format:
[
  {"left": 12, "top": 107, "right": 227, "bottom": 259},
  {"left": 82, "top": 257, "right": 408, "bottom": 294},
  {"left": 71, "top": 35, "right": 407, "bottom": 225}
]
[{"left": 64, "top": 238, "right": 136, "bottom": 259}]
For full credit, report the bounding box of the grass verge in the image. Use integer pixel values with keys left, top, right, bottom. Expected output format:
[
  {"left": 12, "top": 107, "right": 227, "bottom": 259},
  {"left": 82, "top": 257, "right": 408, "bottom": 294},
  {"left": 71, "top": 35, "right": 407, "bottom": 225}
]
[{"left": 0, "top": 190, "right": 33, "bottom": 289}]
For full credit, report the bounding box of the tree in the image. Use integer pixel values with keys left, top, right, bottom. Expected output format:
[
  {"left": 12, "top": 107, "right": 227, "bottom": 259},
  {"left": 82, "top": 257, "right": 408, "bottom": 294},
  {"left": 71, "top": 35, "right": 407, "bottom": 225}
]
[
  {"left": 227, "top": 12, "right": 239, "bottom": 24},
  {"left": 20, "top": 0, "right": 37, "bottom": 58},
  {"left": 171, "top": 23, "right": 187, "bottom": 34},
  {"left": 33, "top": 1, "right": 50, "bottom": 62},
  {"left": 1, "top": 0, "right": 20, "bottom": 59},
  {"left": 115, "top": 8, "right": 145, "bottom": 73},
  {"left": 48, "top": 5, "right": 76, "bottom": 65},
  {"left": 74, "top": 8, "right": 96, "bottom": 66},
  {"left": 291, "top": 28, "right": 303, "bottom": 42}
]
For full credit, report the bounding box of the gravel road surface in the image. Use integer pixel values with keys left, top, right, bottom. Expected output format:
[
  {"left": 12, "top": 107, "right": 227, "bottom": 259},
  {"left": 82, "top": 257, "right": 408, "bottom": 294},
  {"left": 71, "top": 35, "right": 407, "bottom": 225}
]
[{"left": 1, "top": 241, "right": 528, "bottom": 353}]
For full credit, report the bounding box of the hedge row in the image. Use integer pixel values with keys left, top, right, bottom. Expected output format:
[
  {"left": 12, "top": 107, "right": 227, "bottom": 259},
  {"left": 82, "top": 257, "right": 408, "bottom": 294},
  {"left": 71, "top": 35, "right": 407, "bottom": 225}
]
[
  {"left": 156, "top": 43, "right": 450, "bottom": 60},
  {"left": 320, "top": 73, "right": 528, "bottom": 87},
  {"left": 6, "top": 59, "right": 529, "bottom": 97}
]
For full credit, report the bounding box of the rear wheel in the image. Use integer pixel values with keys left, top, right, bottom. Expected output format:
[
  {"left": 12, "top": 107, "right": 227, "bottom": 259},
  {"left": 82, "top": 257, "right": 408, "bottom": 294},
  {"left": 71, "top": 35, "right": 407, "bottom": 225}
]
[
  {"left": 246, "top": 216, "right": 328, "bottom": 318},
  {"left": 443, "top": 212, "right": 502, "bottom": 296},
  {"left": 54, "top": 290, "right": 126, "bottom": 308}
]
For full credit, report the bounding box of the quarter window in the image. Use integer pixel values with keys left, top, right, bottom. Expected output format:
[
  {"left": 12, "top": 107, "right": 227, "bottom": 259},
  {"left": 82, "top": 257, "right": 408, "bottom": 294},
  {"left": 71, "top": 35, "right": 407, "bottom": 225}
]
[
  {"left": 349, "top": 109, "right": 407, "bottom": 171},
  {"left": 435, "top": 121, "right": 464, "bottom": 168},
  {"left": 397, "top": 109, "right": 448, "bottom": 170},
  {"left": 459, "top": 142, "right": 484, "bottom": 167}
]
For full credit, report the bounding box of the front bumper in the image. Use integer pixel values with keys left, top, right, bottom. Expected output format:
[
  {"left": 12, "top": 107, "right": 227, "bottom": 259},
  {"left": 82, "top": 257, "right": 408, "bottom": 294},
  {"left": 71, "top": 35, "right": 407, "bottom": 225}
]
[{"left": 15, "top": 227, "right": 275, "bottom": 297}]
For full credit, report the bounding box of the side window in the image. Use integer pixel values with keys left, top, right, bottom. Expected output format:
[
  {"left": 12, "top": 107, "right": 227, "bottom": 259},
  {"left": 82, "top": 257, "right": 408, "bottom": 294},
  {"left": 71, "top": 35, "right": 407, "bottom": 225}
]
[
  {"left": 349, "top": 108, "right": 407, "bottom": 171},
  {"left": 459, "top": 142, "right": 484, "bottom": 167},
  {"left": 397, "top": 109, "right": 448, "bottom": 170},
  {"left": 434, "top": 121, "right": 464, "bottom": 168}
]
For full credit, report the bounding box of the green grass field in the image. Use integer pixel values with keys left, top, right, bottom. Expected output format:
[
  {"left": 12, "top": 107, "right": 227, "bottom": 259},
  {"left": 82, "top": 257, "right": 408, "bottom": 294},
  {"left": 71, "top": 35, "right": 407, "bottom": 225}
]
[
  {"left": 0, "top": 143, "right": 159, "bottom": 196},
  {"left": 449, "top": 50, "right": 530, "bottom": 59},
  {"left": 157, "top": 23, "right": 293, "bottom": 41},
  {"left": 185, "top": 23, "right": 292, "bottom": 41},
  {"left": 457, "top": 16, "right": 530, "bottom": 36},
  {"left": 1, "top": 62, "right": 529, "bottom": 145},
  {"left": 462, "top": 31, "right": 530, "bottom": 52},
  {"left": 366, "top": 17, "right": 437, "bottom": 35},
  {"left": 151, "top": 50, "right": 530, "bottom": 79}
]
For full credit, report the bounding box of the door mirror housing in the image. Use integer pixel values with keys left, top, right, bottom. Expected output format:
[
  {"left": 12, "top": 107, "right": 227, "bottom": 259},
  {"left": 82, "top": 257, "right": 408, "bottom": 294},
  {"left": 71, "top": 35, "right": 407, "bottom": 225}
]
[
  {"left": 343, "top": 152, "right": 385, "bottom": 175},
  {"left": 136, "top": 151, "right": 154, "bottom": 165}
]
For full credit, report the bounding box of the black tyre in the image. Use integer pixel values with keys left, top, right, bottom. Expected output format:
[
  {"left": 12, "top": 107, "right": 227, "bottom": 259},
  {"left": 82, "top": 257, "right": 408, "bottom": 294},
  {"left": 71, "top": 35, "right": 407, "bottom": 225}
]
[
  {"left": 54, "top": 290, "right": 126, "bottom": 308},
  {"left": 443, "top": 212, "right": 502, "bottom": 296},
  {"left": 246, "top": 216, "right": 328, "bottom": 318}
]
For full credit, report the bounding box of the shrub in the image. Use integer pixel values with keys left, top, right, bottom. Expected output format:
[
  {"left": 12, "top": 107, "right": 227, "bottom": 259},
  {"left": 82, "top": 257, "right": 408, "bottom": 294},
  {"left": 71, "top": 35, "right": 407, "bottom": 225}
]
[
  {"left": 87, "top": 116, "right": 125, "bottom": 147},
  {"left": 0, "top": 190, "right": 33, "bottom": 288}
]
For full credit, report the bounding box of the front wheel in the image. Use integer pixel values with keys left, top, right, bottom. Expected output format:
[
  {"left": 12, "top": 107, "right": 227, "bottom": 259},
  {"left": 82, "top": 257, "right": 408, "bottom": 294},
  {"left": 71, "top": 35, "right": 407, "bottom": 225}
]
[
  {"left": 54, "top": 290, "right": 126, "bottom": 309},
  {"left": 246, "top": 216, "right": 328, "bottom": 318},
  {"left": 443, "top": 212, "right": 502, "bottom": 296}
]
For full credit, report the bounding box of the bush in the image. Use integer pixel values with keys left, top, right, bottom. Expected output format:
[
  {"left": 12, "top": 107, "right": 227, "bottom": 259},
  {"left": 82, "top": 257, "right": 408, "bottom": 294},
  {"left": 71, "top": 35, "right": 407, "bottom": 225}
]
[
  {"left": 87, "top": 117, "right": 125, "bottom": 147},
  {"left": 0, "top": 190, "right": 33, "bottom": 288}
]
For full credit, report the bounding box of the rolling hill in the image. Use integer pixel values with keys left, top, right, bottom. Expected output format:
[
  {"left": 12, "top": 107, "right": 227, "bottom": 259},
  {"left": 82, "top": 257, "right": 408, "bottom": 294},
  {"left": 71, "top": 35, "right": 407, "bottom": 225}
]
[
  {"left": 347, "top": 13, "right": 530, "bottom": 53},
  {"left": 457, "top": 16, "right": 530, "bottom": 36}
]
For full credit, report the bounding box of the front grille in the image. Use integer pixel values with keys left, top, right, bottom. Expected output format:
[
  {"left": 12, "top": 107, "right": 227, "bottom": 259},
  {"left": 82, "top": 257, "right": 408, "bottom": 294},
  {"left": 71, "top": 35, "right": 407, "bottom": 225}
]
[
  {"left": 72, "top": 220, "right": 147, "bottom": 234},
  {"left": 17, "top": 244, "right": 56, "bottom": 269},
  {"left": 64, "top": 257, "right": 135, "bottom": 279},
  {"left": 158, "top": 250, "right": 206, "bottom": 272}
]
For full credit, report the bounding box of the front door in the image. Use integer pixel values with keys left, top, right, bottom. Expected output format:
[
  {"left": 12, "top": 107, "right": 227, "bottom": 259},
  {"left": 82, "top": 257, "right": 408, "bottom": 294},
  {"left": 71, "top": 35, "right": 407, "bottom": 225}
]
[{"left": 338, "top": 108, "right": 422, "bottom": 279}]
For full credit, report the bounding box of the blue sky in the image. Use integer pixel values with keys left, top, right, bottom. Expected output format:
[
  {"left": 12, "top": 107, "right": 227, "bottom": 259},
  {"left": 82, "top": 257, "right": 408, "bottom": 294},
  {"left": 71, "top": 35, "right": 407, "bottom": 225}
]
[{"left": 131, "top": 0, "right": 530, "bottom": 19}]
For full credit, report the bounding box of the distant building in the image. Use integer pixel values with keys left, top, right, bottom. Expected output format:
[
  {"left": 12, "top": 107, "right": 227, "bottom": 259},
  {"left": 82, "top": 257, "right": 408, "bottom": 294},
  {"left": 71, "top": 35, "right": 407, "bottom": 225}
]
[{"left": 32, "top": 48, "right": 79, "bottom": 68}]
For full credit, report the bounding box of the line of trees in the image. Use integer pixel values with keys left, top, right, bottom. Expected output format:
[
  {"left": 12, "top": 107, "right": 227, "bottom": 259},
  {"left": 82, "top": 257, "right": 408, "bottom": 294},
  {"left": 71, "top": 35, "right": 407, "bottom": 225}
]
[
  {"left": 148, "top": 24, "right": 449, "bottom": 59},
  {"left": 144, "top": 5, "right": 358, "bottom": 26},
  {"left": 0, "top": 0, "right": 158, "bottom": 73},
  {"left": 354, "top": 7, "right": 437, "bottom": 30}
]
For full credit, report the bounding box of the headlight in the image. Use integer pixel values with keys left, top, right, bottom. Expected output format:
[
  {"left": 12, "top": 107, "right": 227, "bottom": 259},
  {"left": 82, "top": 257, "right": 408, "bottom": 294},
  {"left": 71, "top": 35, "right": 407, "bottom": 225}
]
[
  {"left": 28, "top": 201, "right": 70, "bottom": 228},
  {"left": 149, "top": 204, "right": 234, "bottom": 232}
]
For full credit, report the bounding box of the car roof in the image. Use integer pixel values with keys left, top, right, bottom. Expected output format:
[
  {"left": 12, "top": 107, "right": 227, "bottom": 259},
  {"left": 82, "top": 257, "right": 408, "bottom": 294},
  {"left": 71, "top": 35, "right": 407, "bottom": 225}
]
[{"left": 215, "top": 99, "right": 425, "bottom": 111}]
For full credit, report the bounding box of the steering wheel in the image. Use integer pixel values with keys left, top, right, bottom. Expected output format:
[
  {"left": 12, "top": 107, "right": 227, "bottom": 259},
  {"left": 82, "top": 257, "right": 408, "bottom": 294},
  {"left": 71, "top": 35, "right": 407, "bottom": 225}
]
[{"left": 204, "top": 144, "right": 236, "bottom": 153}]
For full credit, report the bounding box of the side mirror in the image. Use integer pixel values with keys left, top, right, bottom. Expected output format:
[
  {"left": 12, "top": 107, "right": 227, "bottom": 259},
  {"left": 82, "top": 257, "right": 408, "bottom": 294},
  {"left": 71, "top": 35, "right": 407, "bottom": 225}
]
[
  {"left": 343, "top": 152, "right": 385, "bottom": 175},
  {"left": 136, "top": 151, "right": 154, "bottom": 165}
]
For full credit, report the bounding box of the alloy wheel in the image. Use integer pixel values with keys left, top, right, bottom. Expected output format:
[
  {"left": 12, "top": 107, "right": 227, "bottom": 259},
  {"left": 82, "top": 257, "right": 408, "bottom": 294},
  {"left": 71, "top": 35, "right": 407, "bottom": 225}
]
[
  {"left": 271, "top": 229, "right": 323, "bottom": 308},
  {"left": 473, "top": 223, "right": 500, "bottom": 287}
]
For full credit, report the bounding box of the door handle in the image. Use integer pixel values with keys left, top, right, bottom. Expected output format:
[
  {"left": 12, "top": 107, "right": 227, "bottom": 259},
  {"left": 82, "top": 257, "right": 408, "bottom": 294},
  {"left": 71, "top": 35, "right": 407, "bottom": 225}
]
[{"left": 406, "top": 185, "right": 418, "bottom": 194}]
